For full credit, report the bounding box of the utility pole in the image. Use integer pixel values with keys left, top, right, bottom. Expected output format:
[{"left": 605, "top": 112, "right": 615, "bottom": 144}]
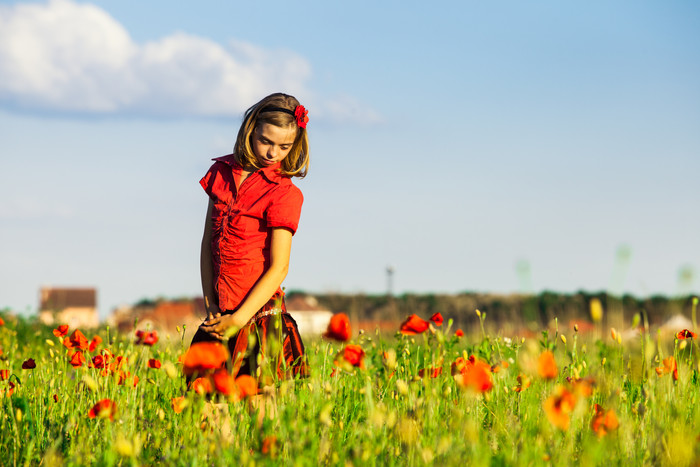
[{"left": 386, "top": 265, "right": 394, "bottom": 297}]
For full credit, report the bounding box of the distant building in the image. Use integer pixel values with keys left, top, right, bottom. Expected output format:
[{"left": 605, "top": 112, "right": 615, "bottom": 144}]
[
  {"left": 109, "top": 298, "right": 206, "bottom": 338},
  {"left": 39, "top": 287, "right": 99, "bottom": 329},
  {"left": 108, "top": 294, "right": 334, "bottom": 339},
  {"left": 286, "top": 295, "right": 333, "bottom": 336}
]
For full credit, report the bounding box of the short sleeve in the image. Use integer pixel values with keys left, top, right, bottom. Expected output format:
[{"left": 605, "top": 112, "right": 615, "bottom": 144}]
[
  {"left": 267, "top": 184, "right": 304, "bottom": 235},
  {"left": 199, "top": 162, "right": 230, "bottom": 203}
]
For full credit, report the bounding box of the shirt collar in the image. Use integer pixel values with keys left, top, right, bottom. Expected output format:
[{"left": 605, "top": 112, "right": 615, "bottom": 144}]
[{"left": 212, "top": 154, "right": 283, "bottom": 184}]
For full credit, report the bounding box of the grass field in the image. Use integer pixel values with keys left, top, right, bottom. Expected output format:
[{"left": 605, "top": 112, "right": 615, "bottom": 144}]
[{"left": 0, "top": 302, "right": 698, "bottom": 466}]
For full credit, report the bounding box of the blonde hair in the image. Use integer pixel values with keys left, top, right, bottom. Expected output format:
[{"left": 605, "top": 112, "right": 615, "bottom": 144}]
[{"left": 233, "top": 93, "right": 309, "bottom": 178}]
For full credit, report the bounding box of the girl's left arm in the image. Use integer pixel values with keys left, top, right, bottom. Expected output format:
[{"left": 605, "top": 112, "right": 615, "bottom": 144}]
[{"left": 199, "top": 227, "right": 293, "bottom": 338}]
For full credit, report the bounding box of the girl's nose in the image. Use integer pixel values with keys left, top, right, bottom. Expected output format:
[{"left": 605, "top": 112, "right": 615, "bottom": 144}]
[{"left": 268, "top": 146, "right": 278, "bottom": 158}]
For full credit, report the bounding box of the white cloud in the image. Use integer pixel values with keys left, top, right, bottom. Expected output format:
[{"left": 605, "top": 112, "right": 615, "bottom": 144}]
[{"left": 0, "top": 0, "right": 378, "bottom": 122}]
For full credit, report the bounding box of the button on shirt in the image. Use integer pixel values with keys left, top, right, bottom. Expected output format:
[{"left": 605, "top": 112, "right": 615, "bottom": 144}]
[{"left": 199, "top": 154, "right": 303, "bottom": 311}]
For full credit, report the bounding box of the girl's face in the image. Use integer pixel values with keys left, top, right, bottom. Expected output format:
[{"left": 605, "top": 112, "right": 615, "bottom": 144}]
[{"left": 252, "top": 123, "right": 297, "bottom": 168}]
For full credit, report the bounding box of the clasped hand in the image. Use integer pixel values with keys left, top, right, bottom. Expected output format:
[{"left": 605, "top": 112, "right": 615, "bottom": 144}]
[{"left": 199, "top": 312, "right": 246, "bottom": 340}]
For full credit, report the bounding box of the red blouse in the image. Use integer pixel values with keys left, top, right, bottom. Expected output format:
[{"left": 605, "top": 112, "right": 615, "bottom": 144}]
[{"left": 199, "top": 154, "right": 303, "bottom": 311}]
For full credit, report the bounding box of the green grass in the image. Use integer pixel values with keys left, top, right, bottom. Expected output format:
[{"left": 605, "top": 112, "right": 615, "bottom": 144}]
[{"left": 0, "top": 312, "right": 698, "bottom": 466}]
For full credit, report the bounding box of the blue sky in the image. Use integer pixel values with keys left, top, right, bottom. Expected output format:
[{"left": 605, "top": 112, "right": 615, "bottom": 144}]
[{"left": 1, "top": 0, "right": 699, "bottom": 318}]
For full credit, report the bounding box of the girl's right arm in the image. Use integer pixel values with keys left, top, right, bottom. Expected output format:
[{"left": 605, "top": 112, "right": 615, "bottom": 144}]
[{"left": 201, "top": 199, "right": 221, "bottom": 320}]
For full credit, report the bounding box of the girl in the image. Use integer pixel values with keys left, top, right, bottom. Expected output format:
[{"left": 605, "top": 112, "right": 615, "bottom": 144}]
[{"left": 192, "top": 93, "right": 310, "bottom": 386}]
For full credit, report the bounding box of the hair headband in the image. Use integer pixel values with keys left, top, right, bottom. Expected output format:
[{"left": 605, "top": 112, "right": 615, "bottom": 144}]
[{"left": 260, "top": 105, "right": 309, "bottom": 129}]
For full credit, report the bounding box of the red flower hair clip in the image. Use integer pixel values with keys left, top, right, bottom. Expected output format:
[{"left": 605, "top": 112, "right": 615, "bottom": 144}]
[{"left": 294, "top": 105, "right": 309, "bottom": 128}]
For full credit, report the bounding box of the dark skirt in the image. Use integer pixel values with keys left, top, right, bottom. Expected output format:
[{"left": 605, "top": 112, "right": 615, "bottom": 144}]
[{"left": 189, "top": 292, "right": 309, "bottom": 386}]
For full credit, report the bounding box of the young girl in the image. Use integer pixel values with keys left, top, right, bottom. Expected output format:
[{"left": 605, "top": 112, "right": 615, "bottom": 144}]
[{"left": 192, "top": 92, "right": 310, "bottom": 385}]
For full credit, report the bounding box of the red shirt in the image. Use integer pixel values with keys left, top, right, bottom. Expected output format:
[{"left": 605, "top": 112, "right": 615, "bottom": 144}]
[{"left": 200, "top": 154, "right": 303, "bottom": 311}]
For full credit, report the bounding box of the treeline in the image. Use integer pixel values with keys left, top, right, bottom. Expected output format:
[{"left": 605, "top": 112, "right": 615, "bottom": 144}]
[{"left": 288, "top": 290, "right": 698, "bottom": 334}]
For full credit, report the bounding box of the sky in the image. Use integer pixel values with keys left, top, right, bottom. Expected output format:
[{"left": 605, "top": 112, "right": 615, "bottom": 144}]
[{"left": 1, "top": 0, "right": 699, "bottom": 319}]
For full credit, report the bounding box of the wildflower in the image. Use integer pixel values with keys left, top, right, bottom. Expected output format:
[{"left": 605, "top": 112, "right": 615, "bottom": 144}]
[
  {"left": 430, "top": 313, "right": 443, "bottom": 326},
  {"left": 53, "top": 394, "right": 58, "bottom": 403},
  {"left": 182, "top": 342, "right": 228, "bottom": 377},
  {"left": 382, "top": 349, "right": 397, "bottom": 371},
  {"left": 589, "top": 298, "right": 603, "bottom": 323},
  {"left": 537, "top": 350, "right": 558, "bottom": 380},
  {"left": 191, "top": 377, "right": 213, "bottom": 395},
  {"left": 676, "top": 329, "right": 697, "bottom": 339},
  {"left": 147, "top": 359, "right": 161, "bottom": 369},
  {"left": 69, "top": 350, "right": 86, "bottom": 368},
  {"left": 91, "top": 354, "right": 107, "bottom": 369},
  {"left": 0, "top": 317, "right": 4, "bottom": 326},
  {"left": 0, "top": 370, "right": 9, "bottom": 381},
  {"left": 418, "top": 367, "right": 443, "bottom": 378},
  {"left": 261, "top": 435, "right": 278, "bottom": 457},
  {"left": 63, "top": 329, "right": 89, "bottom": 350},
  {"left": 491, "top": 360, "right": 510, "bottom": 373},
  {"left": 513, "top": 374, "right": 531, "bottom": 393},
  {"left": 455, "top": 356, "right": 493, "bottom": 393},
  {"left": 235, "top": 375, "right": 258, "bottom": 398},
  {"left": 655, "top": 356, "right": 679, "bottom": 381},
  {"left": 455, "top": 329, "right": 464, "bottom": 337},
  {"left": 323, "top": 313, "right": 351, "bottom": 341},
  {"left": 88, "top": 399, "right": 117, "bottom": 421},
  {"left": 543, "top": 385, "right": 578, "bottom": 430},
  {"left": 570, "top": 376, "right": 596, "bottom": 398},
  {"left": 212, "top": 368, "right": 236, "bottom": 395},
  {"left": 135, "top": 329, "right": 158, "bottom": 346},
  {"left": 88, "top": 335, "right": 102, "bottom": 352},
  {"left": 341, "top": 345, "right": 365, "bottom": 369},
  {"left": 399, "top": 314, "right": 430, "bottom": 335},
  {"left": 53, "top": 325, "right": 69, "bottom": 337},
  {"left": 117, "top": 371, "right": 139, "bottom": 387},
  {"left": 171, "top": 396, "right": 188, "bottom": 413},
  {"left": 22, "top": 358, "right": 36, "bottom": 369},
  {"left": 590, "top": 404, "right": 619, "bottom": 437}
]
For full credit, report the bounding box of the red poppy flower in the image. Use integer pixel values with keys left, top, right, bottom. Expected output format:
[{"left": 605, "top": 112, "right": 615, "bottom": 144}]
[
  {"left": 418, "top": 366, "right": 443, "bottom": 378},
  {"left": 0, "top": 317, "right": 4, "bottom": 326},
  {"left": 455, "top": 329, "right": 464, "bottom": 337},
  {"left": 429, "top": 313, "right": 443, "bottom": 326},
  {"left": 63, "top": 329, "right": 89, "bottom": 350},
  {"left": 342, "top": 344, "right": 366, "bottom": 369},
  {"left": 676, "top": 329, "right": 697, "bottom": 339},
  {"left": 235, "top": 375, "right": 258, "bottom": 398},
  {"left": 0, "top": 369, "right": 9, "bottom": 381},
  {"left": 513, "top": 374, "right": 531, "bottom": 393},
  {"left": 88, "top": 399, "right": 117, "bottom": 421},
  {"left": 294, "top": 105, "right": 309, "bottom": 128},
  {"left": 53, "top": 394, "right": 58, "bottom": 403},
  {"left": 135, "top": 329, "right": 159, "bottom": 346},
  {"left": 22, "top": 358, "right": 36, "bottom": 369},
  {"left": 655, "top": 356, "right": 678, "bottom": 381},
  {"left": 182, "top": 342, "right": 228, "bottom": 377},
  {"left": 399, "top": 314, "right": 430, "bottom": 335},
  {"left": 537, "top": 350, "right": 558, "bottom": 380},
  {"left": 69, "top": 350, "right": 86, "bottom": 368},
  {"left": 455, "top": 357, "right": 493, "bottom": 393},
  {"left": 171, "top": 396, "right": 187, "bottom": 413},
  {"left": 88, "top": 335, "right": 102, "bottom": 352},
  {"left": 7, "top": 381, "right": 16, "bottom": 397},
  {"left": 261, "top": 435, "right": 278, "bottom": 457},
  {"left": 570, "top": 376, "right": 596, "bottom": 398},
  {"left": 543, "top": 385, "right": 578, "bottom": 430},
  {"left": 212, "top": 368, "right": 235, "bottom": 395},
  {"left": 191, "top": 377, "right": 213, "bottom": 395},
  {"left": 53, "top": 325, "right": 69, "bottom": 337},
  {"left": 323, "top": 313, "right": 351, "bottom": 341},
  {"left": 148, "top": 358, "right": 161, "bottom": 369},
  {"left": 590, "top": 403, "right": 619, "bottom": 437},
  {"left": 90, "top": 354, "right": 106, "bottom": 369}
]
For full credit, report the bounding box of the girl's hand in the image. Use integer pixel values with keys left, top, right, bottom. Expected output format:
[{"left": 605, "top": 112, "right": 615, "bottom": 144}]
[{"left": 199, "top": 313, "right": 247, "bottom": 340}]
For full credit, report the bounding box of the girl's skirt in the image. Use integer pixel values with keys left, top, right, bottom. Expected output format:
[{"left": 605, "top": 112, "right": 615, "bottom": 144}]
[{"left": 189, "top": 292, "right": 309, "bottom": 386}]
